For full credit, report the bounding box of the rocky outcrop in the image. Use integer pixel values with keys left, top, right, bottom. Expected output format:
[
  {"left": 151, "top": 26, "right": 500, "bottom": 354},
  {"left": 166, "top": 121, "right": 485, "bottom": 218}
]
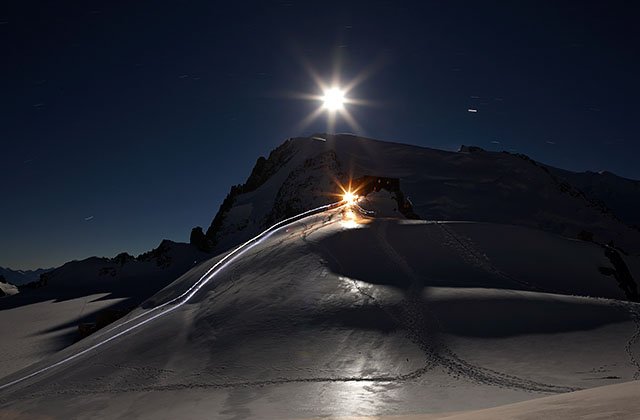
[
  {"left": 136, "top": 240, "right": 174, "bottom": 268},
  {"left": 190, "top": 226, "right": 212, "bottom": 252},
  {"left": 266, "top": 150, "right": 345, "bottom": 224},
  {"left": 202, "top": 139, "right": 297, "bottom": 246},
  {"left": 599, "top": 246, "right": 639, "bottom": 302}
]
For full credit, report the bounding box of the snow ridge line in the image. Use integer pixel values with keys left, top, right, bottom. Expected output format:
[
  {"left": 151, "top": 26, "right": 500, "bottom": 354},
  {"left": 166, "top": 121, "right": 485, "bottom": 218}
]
[{"left": 0, "top": 201, "right": 345, "bottom": 392}]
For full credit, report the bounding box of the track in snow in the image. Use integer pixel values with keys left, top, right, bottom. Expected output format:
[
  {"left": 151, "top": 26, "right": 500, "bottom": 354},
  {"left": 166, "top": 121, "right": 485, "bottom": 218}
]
[
  {"left": 435, "top": 220, "right": 640, "bottom": 383},
  {"left": 0, "top": 201, "right": 346, "bottom": 392},
  {"left": 302, "top": 209, "right": 573, "bottom": 394}
]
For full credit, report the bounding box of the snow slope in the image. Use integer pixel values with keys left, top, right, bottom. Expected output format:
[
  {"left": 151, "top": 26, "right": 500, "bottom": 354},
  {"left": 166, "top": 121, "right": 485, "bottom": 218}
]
[
  {"left": 0, "top": 240, "right": 211, "bottom": 379},
  {"left": 437, "top": 379, "right": 640, "bottom": 420},
  {"left": 317, "top": 380, "right": 640, "bottom": 420},
  {"left": 0, "top": 293, "right": 127, "bottom": 381},
  {"left": 549, "top": 167, "right": 640, "bottom": 228},
  {"left": 1, "top": 205, "right": 639, "bottom": 418}
]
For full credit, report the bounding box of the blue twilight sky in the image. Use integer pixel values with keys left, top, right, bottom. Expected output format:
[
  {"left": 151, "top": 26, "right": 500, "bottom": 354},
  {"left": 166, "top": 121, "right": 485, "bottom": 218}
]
[{"left": 1, "top": 1, "right": 639, "bottom": 269}]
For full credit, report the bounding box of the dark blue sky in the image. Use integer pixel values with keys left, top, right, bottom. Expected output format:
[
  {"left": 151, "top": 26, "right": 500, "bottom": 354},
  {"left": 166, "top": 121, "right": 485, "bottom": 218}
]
[{"left": 2, "top": 1, "right": 639, "bottom": 269}]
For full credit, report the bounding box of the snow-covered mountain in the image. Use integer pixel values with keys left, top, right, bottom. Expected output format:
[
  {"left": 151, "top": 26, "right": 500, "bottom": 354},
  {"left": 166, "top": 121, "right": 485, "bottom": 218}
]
[
  {"left": 1, "top": 134, "right": 640, "bottom": 419},
  {"left": 199, "top": 134, "right": 640, "bottom": 257}
]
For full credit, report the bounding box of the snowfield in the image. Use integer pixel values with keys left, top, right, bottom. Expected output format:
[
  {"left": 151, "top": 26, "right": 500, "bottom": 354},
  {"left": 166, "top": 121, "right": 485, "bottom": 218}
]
[
  {"left": 1, "top": 134, "right": 640, "bottom": 418},
  {"left": 1, "top": 203, "right": 639, "bottom": 418},
  {"left": 0, "top": 240, "right": 211, "bottom": 379}
]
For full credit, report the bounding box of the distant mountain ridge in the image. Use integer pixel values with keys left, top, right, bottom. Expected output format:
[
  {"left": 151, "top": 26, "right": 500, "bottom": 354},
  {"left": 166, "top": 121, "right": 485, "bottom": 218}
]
[
  {"left": 0, "top": 267, "right": 53, "bottom": 286},
  {"left": 13, "top": 239, "right": 210, "bottom": 298}
]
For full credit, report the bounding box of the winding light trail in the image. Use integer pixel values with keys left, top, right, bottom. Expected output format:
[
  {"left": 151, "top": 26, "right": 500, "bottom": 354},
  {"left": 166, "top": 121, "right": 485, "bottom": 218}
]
[{"left": 0, "top": 201, "right": 346, "bottom": 391}]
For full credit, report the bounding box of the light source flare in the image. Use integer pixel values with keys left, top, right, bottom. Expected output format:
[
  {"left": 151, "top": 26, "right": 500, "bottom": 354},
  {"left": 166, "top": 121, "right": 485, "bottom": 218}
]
[
  {"left": 322, "top": 87, "right": 346, "bottom": 111},
  {"left": 343, "top": 191, "right": 358, "bottom": 205}
]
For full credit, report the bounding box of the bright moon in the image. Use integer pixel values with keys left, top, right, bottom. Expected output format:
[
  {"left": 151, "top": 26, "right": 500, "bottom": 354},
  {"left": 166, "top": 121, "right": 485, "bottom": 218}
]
[{"left": 322, "top": 87, "right": 345, "bottom": 111}]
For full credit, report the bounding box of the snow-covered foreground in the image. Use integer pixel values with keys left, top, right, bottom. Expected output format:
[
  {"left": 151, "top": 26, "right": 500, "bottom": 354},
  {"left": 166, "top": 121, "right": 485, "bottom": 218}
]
[
  {"left": 0, "top": 240, "right": 211, "bottom": 379},
  {"left": 0, "top": 294, "right": 127, "bottom": 379},
  {"left": 436, "top": 379, "right": 640, "bottom": 420},
  {"left": 329, "top": 380, "right": 640, "bottom": 420},
  {"left": 0, "top": 205, "right": 639, "bottom": 418}
]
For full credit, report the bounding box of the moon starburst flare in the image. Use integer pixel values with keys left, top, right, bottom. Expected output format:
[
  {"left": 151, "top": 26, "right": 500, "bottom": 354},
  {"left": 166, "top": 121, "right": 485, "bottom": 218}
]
[
  {"left": 322, "top": 87, "right": 346, "bottom": 111},
  {"left": 291, "top": 59, "right": 377, "bottom": 135}
]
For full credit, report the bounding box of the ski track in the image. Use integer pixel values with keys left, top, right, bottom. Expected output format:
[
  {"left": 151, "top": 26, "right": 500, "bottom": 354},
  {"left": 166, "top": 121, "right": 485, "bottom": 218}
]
[
  {"left": 435, "top": 221, "right": 543, "bottom": 292},
  {"left": 614, "top": 302, "right": 640, "bottom": 380},
  {"left": 0, "top": 201, "right": 346, "bottom": 393},
  {"left": 24, "top": 367, "right": 439, "bottom": 398}
]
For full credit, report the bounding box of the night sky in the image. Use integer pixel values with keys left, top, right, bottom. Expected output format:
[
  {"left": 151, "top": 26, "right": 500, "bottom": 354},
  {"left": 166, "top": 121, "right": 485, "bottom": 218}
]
[{"left": 2, "top": 1, "right": 639, "bottom": 270}]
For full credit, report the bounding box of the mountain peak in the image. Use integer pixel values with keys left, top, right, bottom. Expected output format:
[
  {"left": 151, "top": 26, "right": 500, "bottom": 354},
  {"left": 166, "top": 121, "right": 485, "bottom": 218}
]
[{"left": 197, "top": 134, "right": 640, "bottom": 255}]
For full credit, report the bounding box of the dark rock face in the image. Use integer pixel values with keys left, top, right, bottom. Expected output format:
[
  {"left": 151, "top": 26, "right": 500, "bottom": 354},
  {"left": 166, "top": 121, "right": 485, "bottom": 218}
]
[
  {"left": 112, "top": 252, "right": 135, "bottom": 267},
  {"left": 204, "top": 184, "right": 242, "bottom": 245},
  {"left": 190, "top": 226, "right": 212, "bottom": 252},
  {"left": 137, "top": 240, "right": 173, "bottom": 268},
  {"left": 205, "top": 139, "right": 296, "bottom": 245},
  {"left": 266, "top": 150, "right": 345, "bottom": 224},
  {"left": 244, "top": 140, "right": 296, "bottom": 192},
  {"left": 599, "top": 246, "right": 639, "bottom": 302}
]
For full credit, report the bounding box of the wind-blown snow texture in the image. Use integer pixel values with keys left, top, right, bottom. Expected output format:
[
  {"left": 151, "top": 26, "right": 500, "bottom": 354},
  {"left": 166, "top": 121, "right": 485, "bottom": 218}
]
[{"left": 1, "top": 134, "right": 640, "bottom": 419}]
